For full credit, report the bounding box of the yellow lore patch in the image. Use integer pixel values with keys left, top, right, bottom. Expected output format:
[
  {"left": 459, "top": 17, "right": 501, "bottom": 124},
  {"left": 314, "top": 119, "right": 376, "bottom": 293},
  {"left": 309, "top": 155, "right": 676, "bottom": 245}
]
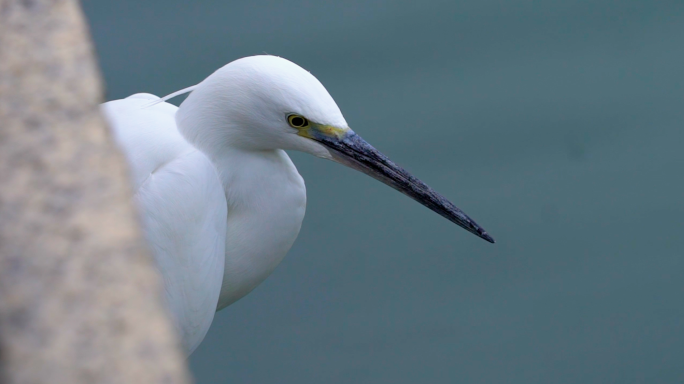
[{"left": 297, "top": 123, "right": 349, "bottom": 140}]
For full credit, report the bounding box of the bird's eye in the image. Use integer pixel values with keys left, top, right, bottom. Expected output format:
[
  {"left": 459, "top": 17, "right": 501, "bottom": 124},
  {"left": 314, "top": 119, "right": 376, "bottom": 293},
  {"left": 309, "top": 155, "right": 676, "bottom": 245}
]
[{"left": 288, "top": 115, "right": 309, "bottom": 128}]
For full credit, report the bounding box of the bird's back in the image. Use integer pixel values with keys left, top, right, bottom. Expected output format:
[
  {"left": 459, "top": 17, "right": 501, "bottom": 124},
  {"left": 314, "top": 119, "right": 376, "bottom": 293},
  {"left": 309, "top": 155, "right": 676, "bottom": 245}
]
[{"left": 101, "top": 94, "right": 227, "bottom": 354}]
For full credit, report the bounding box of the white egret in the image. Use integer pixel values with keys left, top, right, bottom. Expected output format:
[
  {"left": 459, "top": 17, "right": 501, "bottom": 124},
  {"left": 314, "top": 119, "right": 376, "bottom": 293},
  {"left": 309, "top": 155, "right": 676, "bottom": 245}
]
[{"left": 101, "top": 55, "right": 494, "bottom": 355}]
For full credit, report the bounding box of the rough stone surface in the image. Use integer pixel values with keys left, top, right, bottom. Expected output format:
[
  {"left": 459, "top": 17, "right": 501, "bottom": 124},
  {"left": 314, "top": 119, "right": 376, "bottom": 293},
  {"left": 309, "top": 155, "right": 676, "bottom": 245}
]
[{"left": 0, "top": 0, "right": 191, "bottom": 382}]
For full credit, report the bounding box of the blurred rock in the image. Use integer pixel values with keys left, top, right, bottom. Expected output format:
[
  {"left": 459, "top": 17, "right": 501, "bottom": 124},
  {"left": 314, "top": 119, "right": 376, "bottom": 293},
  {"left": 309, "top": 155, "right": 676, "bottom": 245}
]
[{"left": 0, "top": 0, "right": 190, "bottom": 382}]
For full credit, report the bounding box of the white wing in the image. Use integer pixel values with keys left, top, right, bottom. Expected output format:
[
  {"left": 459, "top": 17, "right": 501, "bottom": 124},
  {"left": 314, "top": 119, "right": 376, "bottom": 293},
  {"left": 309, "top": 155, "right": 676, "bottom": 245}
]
[{"left": 101, "top": 94, "right": 227, "bottom": 355}]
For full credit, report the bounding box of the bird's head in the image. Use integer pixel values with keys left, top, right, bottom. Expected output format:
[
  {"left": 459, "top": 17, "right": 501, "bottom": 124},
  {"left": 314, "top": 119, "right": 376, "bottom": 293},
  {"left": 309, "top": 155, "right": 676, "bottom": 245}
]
[{"left": 177, "top": 55, "right": 494, "bottom": 243}]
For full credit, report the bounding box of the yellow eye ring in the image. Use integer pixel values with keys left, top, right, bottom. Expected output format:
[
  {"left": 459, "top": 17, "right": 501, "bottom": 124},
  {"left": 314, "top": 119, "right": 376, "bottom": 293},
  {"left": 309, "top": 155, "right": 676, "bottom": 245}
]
[{"left": 287, "top": 115, "right": 309, "bottom": 128}]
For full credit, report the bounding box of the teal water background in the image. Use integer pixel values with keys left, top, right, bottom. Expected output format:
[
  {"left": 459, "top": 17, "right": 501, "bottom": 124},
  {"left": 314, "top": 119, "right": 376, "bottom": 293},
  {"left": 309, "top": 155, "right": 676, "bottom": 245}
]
[{"left": 83, "top": 1, "right": 684, "bottom": 382}]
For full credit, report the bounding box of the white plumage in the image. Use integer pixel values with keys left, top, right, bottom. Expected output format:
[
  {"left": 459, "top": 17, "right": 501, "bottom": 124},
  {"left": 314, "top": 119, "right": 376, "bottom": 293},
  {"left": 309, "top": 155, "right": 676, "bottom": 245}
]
[
  {"left": 104, "top": 94, "right": 227, "bottom": 353},
  {"left": 102, "top": 55, "right": 493, "bottom": 355}
]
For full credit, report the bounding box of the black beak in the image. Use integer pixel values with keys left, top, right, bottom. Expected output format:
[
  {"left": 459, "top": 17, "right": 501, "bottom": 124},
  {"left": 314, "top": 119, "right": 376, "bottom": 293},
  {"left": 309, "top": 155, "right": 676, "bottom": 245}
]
[
  {"left": 313, "top": 130, "right": 494, "bottom": 243},
  {"left": 314, "top": 131, "right": 495, "bottom": 243}
]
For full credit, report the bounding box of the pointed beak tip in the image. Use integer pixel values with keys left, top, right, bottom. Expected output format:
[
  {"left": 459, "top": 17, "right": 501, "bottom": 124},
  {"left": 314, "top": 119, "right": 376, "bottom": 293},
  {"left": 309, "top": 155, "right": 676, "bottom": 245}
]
[{"left": 481, "top": 232, "right": 495, "bottom": 244}]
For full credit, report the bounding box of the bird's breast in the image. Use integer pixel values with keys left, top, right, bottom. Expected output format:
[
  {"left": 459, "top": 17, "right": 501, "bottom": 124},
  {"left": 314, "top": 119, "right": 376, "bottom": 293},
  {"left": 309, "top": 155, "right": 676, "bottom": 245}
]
[{"left": 215, "top": 149, "right": 306, "bottom": 310}]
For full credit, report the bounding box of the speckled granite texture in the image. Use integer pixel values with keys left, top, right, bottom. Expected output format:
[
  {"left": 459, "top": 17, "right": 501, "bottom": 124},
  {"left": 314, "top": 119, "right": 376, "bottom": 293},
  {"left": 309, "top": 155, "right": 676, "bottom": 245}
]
[{"left": 0, "top": 0, "right": 190, "bottom": 382}]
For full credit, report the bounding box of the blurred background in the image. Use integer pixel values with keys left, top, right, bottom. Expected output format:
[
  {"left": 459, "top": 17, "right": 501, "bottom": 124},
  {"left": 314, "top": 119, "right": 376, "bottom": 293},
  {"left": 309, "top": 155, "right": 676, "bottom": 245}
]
[{"left": 83, "top": 1, "right": 684, "bottom": 382}]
